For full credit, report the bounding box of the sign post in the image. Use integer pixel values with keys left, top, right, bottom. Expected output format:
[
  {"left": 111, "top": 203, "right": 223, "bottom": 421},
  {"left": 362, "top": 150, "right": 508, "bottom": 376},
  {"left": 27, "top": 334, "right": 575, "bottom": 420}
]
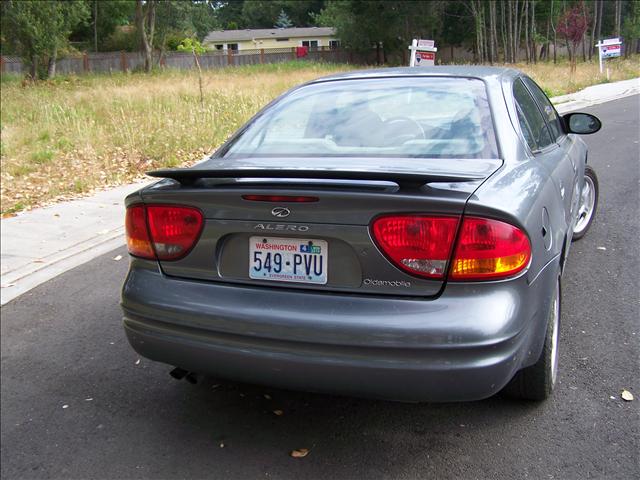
[
  {"left": 409, "top": 39, "right": 437, "bottom": 67},
  {"left": 595, "top": 37, "right": 622, "bottom": 74}
]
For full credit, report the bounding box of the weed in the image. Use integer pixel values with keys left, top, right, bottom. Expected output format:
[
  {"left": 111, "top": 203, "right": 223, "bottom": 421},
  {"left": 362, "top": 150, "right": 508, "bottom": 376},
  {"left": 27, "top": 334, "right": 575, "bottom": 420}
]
[{"left": 29, "top": 149, "right": 54, "bottom": 164}]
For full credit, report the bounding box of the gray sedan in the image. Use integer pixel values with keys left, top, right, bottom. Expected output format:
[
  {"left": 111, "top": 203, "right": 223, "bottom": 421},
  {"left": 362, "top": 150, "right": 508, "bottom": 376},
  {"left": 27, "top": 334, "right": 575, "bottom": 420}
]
[{"left": 121, "top": 67, "right": 601, "bottom": 402}]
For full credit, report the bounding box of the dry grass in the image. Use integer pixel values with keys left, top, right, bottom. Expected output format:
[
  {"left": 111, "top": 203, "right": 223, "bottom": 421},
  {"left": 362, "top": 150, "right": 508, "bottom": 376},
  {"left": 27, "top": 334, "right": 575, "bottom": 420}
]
[
  {"left": 1, "top": 57, "right": 638, "bottom": 214},
  {"left": 1, "top": 62, "right": 352, "bottom": 214},
  {"left": 513, "top": 56, "right": 640, "bottom": 97}
]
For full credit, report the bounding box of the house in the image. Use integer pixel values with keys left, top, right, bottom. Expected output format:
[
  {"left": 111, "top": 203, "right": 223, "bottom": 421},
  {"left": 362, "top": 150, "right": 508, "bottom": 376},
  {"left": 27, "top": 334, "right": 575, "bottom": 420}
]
[{"left": 203, "top": 27, "right": 339, "bottom": 52}]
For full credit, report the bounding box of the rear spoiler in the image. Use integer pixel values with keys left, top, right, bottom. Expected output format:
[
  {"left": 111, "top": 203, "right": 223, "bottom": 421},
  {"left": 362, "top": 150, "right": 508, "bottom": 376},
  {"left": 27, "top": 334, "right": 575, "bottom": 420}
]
[{"left": 147, "top": 168, "right": 488, "bottom": 189}]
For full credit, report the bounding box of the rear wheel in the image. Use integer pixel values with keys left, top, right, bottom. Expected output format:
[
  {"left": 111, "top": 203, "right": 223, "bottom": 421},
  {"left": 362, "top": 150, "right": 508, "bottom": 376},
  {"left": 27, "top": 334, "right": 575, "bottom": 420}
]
[
  {"left": 504, "top": 277, "right": 560, "bottom": 401},
  {"left": 572, "top": 165, "right": 599, "bottom": 241}
]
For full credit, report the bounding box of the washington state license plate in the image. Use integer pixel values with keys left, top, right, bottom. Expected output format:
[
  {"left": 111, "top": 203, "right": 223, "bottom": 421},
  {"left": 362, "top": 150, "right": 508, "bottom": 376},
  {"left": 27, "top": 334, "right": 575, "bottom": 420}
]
[{"left": 249, "top": 236, "right": 328, "bottom": 284}]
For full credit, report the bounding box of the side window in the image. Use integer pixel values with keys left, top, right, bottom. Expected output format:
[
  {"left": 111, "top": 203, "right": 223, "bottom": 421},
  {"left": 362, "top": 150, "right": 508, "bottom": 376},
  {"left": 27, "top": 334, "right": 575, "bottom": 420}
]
[
  {"left": 523, "top": 77, "right": 564, "bottom": 141},
  {"left": 513, "top": 79, "right": 553, "bottom": 151},
  {"left": 516, "top": 104, "right": 536, "bottom": 150}
]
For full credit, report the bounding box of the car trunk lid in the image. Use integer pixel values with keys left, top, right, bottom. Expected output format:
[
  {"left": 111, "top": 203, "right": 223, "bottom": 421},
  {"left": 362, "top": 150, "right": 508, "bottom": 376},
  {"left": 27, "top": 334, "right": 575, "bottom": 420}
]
[{"left": 138, "top": 156, "right": 502, "bottom": 297}]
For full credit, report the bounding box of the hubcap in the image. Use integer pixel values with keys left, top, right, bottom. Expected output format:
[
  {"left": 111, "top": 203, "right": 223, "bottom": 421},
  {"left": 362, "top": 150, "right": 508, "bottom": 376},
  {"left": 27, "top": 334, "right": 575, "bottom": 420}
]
[
  {"left": 549, "top": 284, "right": 560, "bottom": 385},
  {"left": 574, "top": 175, "right": 595, "bottom": 235}
]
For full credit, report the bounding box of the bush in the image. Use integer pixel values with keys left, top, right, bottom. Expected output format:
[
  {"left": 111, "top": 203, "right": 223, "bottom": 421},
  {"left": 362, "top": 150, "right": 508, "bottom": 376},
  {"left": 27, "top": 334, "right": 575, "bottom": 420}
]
[{"left": 102, "top": 27, "right": 137, "bottom": 52}]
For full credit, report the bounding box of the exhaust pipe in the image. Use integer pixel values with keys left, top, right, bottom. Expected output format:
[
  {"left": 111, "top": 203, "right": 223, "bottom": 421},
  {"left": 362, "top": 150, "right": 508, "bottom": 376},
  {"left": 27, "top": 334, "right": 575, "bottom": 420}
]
[
  {"left": 169, "top": 367, "right": 200, "bottom": 385},
  {"left": 169, "top": 367, "right": 188, "bottom": 380}
]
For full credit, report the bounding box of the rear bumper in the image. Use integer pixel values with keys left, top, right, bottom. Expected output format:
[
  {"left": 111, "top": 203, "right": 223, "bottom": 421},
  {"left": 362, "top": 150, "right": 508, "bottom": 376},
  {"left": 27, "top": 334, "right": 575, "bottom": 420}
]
[{"left": 122, "top": 259, "right": 559, "bottom": 402}]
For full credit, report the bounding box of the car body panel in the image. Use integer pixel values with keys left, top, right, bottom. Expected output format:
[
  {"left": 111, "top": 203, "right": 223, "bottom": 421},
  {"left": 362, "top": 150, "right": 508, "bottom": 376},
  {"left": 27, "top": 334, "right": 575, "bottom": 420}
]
[
  {"left": 122, "top": 253, "right": 559, "bottom": 401},
  {"left": 121, "top": 66, "right": 594, "bottom": 401}
]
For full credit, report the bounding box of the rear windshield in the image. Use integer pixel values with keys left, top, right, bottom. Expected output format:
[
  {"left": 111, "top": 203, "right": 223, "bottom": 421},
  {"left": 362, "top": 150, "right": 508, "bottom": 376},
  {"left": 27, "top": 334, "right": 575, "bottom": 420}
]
[{"left": 220, "top": 77, "right": 498, "bottom": 160}]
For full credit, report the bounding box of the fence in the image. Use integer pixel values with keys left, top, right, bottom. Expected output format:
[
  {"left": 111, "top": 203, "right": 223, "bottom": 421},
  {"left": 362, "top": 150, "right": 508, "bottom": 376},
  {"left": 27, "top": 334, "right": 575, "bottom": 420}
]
[{"left": 0, "top": 47, "right": 374, "bottom": 76}]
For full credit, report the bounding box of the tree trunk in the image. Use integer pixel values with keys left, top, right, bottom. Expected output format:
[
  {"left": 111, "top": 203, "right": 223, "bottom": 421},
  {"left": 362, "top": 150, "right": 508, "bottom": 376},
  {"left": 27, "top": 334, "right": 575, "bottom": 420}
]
[
  {"left": 500, "top": 0, "right": 507, "bottom": 62},
  {"left": 531, "top": 0, "right": 537, "bottom": 63},
  {"left": 489, "top": 0, "right": 498, "bottom": 63},
  {"left": 507, "top": 0, "right": 513, "bottom": 62},
  {"left": 595, "top": 0, "right": 603, "bottom": 42},
  {"left": 135, "top": 0, "right": 155, "bottom": 73},
  {"left": 93, "top": 0, "right": 98, "bottom": 52},
  {"left": 30, "top": 54, "right": 37, "bottom": 80},
  {"left": 544, "top": 1, "right": 551, "bottom": 61},
  {"left": 589, "top": 0, "right": 597, "bottom": 60},
  {"left": 550, "top": 0, "right": 557, "bottom": 64},
  {"left": 47, "top": 46, "right": 57, "bottom": 79},
  {"left": 525, "top": 0, "right": 530, "bottom": 63},
  {"left": 516, "top": 0, "right": 525, "bottom": 62},
  {"left": 614, "top": 0, "right": 621, "bottom": 37}
]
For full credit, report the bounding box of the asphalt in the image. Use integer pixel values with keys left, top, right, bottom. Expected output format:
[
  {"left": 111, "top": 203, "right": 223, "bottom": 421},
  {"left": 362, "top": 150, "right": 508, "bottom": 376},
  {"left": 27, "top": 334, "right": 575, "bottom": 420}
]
[{"left": 1, "top": 96, "right": 639, "bottom": 480}]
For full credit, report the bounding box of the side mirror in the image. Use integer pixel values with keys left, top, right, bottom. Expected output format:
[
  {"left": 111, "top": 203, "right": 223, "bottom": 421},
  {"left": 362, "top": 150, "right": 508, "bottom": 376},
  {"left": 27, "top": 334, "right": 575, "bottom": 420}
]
[{"left": 562, "top": 112, "right": 602, "bottom": 135}]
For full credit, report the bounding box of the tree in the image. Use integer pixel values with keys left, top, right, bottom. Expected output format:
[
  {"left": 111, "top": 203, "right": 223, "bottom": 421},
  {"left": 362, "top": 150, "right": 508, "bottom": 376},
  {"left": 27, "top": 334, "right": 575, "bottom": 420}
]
[
  {"left": 274, "top": 9, "right": 293, "bottom": 28},
  {"left": 135, "top": 0, "right": 156, "bottom": 72},
  {"left": 622, "top": 0, "right": 640, "bottom": 56},
  {"left": 70, "top": 1, "right": 135, "bottom": 52},
  {"left": 1, "top": 0, "right": 89, "bottom": 79},
  {"left": 316, "top": 0, "right": 444, "bottom": 63},
  {"left": 240, "top": 1, "right": 324, "bottom": 29},
  {"left": 557, "top": 4, "right": 589, "bottom": 72}
]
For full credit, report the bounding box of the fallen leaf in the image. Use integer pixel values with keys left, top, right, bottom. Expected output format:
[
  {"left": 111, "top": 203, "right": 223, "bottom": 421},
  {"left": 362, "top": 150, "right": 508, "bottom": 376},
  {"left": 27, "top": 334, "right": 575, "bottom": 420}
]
[
  {"left": 290, "top": 448, "right": 310, "bottom": 458},
  {"left": 113, "top": 255, "right": 123, "bottom": 261},
  {"left": 621, "top": 390, "right": 634, "bottom": 401},
  {"left": 273, "top": 409, "right": 284, "bottom": 416},
  {"left": 53, "top": 213, "right": 60, "bottom": 217}
]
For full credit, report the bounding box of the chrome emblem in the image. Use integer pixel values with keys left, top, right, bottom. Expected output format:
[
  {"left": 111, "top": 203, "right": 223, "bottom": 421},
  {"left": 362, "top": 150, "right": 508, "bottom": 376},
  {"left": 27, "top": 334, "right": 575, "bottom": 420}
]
[{"left": 271, "top": 207, "right": 291, "bottom": 218}]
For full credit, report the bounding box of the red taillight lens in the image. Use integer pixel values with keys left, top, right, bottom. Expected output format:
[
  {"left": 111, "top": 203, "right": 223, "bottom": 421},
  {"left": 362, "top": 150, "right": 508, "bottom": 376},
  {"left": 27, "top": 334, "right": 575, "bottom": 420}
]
[
  {"left": 146, "top": 205, "right": 204, "bottom": 260},
  {"left": 242, "top": 195, "right": 318, "bottom": 202},
  {"left": 371, "top": 215, "right": 459, "bottom": 279},
  {"left": 125, "top": 204, "right": 203, "bottom": 261},
  {"left": 125, "top": 205, "right": 155, "bottom": 259},
  {"left": 449, "top": 217, "right": 531, "bottom": 280}
]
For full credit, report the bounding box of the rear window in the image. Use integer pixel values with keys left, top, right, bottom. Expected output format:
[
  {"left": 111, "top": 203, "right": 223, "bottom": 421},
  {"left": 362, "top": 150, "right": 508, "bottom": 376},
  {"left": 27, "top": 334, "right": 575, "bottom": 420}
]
[{"left": 221, "top": 77, "right": 498, "bottom": 159}]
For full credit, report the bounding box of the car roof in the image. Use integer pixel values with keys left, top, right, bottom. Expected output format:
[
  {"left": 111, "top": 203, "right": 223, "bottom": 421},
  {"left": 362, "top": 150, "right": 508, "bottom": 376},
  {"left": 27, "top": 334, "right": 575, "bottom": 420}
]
[{"left": 309, "top": 66, "right": 522, "bottom": 84}]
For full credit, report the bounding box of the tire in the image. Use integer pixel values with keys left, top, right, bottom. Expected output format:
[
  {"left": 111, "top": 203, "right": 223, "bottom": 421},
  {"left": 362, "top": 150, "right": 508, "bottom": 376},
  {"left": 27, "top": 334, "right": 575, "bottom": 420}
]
[
  {"left": 504, "top": 278, "right": 560, "bottom": 401},
  {"left": 572, "top": 165, "right": 599, "bottom": 241}
]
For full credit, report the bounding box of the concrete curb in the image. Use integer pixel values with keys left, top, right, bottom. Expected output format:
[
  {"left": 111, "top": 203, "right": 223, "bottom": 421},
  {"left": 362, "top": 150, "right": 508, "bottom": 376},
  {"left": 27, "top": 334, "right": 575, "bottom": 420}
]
[{"left": 1, "top": 77, "right": 639, "bottom": 306}]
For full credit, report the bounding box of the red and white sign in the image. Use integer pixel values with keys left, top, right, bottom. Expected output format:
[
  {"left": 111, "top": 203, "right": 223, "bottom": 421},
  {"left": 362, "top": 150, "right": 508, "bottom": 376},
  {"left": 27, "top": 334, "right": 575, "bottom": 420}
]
[
  {"left": 409, "top": 39, "right": 437, "bottom": 67},
  {"left": 595, "top": 38, "right": 623, "bottom": 72},
  {"left": 416, "top": 51, "right": 435, "bottom": 66}
]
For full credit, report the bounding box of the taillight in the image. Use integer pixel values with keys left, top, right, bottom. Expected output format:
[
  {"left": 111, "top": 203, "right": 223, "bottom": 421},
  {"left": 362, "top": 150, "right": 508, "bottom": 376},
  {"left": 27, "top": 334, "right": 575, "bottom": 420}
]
[
  {"left": 371, "top": 215, "right": 459, "bottom": 279},
  {"left": 125, "top": 205, "right": 155, "bottom": 259},
  {"left": 125, "top": 204, "right": 203, "bottom": 261},
  {"left": 242, "top": 195, "right": 318, "bottom": 202},
  {"left": 449, "top": 217, "right": 531, "bottom": 280}
]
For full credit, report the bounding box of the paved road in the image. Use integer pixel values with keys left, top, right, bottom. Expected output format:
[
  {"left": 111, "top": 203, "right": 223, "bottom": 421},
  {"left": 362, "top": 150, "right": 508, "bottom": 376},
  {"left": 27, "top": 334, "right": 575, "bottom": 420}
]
[{"left": 1, "top": 96, "right": 638, "bottom": 480}]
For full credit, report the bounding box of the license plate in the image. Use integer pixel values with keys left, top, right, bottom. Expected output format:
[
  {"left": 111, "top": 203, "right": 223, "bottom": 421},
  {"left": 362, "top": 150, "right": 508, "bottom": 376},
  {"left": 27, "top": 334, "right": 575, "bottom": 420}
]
[{"left": 249, "top": 236, "right": 328, "bottom": 284}]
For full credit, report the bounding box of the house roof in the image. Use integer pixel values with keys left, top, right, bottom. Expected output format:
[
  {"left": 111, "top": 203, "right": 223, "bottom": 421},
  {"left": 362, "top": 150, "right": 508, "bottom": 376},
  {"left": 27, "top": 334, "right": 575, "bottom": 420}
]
[{"left": 203, "top": 27, "right": 336, "bottom": 44}]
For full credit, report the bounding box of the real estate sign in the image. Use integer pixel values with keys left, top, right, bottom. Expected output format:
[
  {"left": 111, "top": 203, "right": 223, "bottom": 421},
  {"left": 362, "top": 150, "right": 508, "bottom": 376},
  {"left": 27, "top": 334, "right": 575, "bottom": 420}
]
[
  {"left": 409, "top": 39, "right": 437, "bottom": 67},
  {"left": 595, "top": 38, "right": 623, "bottom": 73}
]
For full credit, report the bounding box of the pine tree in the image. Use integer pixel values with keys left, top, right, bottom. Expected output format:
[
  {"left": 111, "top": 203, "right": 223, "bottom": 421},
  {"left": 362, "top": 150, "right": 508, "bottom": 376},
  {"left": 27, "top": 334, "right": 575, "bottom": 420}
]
[{"left": 274, "top": 10, "right": 293, "bottom": 29}]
